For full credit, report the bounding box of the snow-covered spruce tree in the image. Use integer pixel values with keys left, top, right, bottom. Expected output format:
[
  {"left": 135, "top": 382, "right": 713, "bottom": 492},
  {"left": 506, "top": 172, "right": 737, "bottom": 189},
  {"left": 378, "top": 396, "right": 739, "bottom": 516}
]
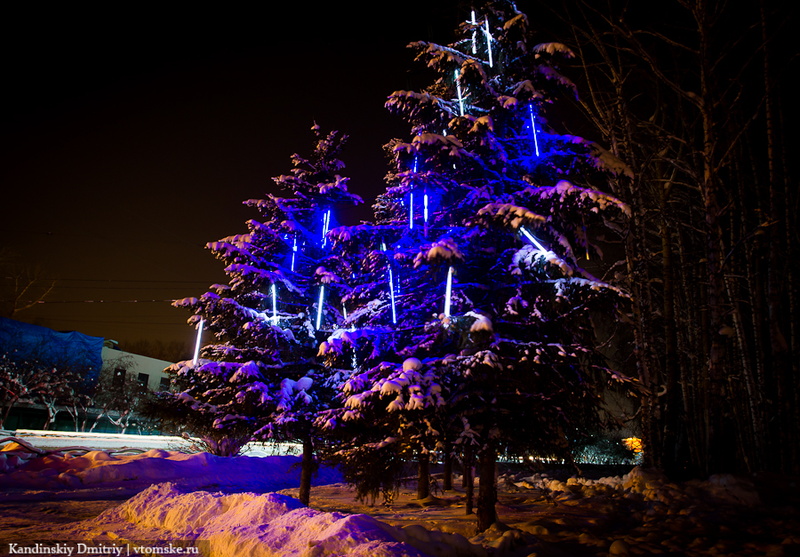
[
  {"left": 319, "top": 1, "right": 635, "bottom": 532},
  {"left": 165, "top": 125, "right": 360, "bottom": 505}
]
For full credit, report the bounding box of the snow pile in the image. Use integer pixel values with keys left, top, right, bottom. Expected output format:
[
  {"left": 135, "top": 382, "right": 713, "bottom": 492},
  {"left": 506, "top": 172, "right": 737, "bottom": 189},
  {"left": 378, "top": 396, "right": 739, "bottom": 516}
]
[
  {"left": 0, "top": 440, "right": 341, "bottom": 495},
  {"left": 68, "top": 482, "right": 486, "bottom": 557},
  {"left": 510, "top": 466, "right": 762, "bottom": 507}
]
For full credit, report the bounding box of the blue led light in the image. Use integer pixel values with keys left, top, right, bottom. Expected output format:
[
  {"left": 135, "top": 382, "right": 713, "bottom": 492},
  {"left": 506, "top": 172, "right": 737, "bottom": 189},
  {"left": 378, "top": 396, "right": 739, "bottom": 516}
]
[
  {"left": 528, "top": 104, "right": 540, "bottom": 157},
  {"left": 381, "top": 241, "right": 397, "bottom": 324},
  {"left": 388, "top": 266, "right": 397, "bottom": 324},
  {"left": 321, "top": 209, "right": 331, "bottom": 248}
]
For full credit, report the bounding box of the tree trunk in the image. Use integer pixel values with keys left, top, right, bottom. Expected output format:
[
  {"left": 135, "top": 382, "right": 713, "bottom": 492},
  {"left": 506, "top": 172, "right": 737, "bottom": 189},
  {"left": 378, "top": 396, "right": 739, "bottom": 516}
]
[
  {"left": 442, "top": 447, "right": 453, "bottom": 491},
  {"left": 0, "top": 397, "right": 18, "bottom": 429},
  {"left": 299, "top": 436, "right": 314, "bottom": 506},
  {"left": 463, "top": 444, "right": 474, "bottom": 515},
  {"left": 416, "top": 452, "right": 430, "bottom": 500},
  {"left": 475, "top": 444, "right": 497, "bottom": 533}
]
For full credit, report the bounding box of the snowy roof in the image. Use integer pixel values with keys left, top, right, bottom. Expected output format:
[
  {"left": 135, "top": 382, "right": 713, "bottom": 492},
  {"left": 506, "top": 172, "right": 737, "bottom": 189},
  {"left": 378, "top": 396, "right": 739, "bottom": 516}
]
[{"left": 0, "top": 317, "right": 104, "bottom": 380}]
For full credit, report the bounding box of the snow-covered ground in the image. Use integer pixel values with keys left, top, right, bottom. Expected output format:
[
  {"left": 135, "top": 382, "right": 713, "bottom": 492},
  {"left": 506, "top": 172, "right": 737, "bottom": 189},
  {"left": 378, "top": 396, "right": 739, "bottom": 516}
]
[
  {"left": 10, "top": 428, "right": 300, "bottom": 456},
  {"left": 2, "top": 433, "right": 799, "bottom": 557}
]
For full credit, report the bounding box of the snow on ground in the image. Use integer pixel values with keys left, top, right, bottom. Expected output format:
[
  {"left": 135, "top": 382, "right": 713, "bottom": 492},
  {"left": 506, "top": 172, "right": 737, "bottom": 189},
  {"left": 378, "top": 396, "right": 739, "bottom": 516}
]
[
  {"left": 2, "top": 433, "right": 800, "bottom": 557},
  {"left": 9, "top": 428, "right": 299, "bottom": 456}
]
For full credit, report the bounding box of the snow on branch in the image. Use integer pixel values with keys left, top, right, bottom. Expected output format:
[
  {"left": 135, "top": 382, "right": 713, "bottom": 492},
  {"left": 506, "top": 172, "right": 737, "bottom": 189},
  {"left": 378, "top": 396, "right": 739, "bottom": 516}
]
[
  {"left": 512, "top": 80, "right": 545, "bottom": 100},
  {"left": 525, "top": 180, "right": 631, "bottom": 217},
  {"left": 536, "top": 65, "right": 578, "bottom": 97},
  {"left": 475, "top": 202, "right": 548, "bottom": 230},
  {"left": 551, "top": 277, "right": 630, "bottom": 299},
  {"left": 399, "top": 133, "right": 466, "bottom": 159},
  {"left": 589, "top": 142, "right": 635, "bottom": 180},
  {"left": 409, "top": 41, "right": 469, "bottom": 70},
  {"left": 207, "top": 234, "right": 253, "bottom": 258},
  {"left": 328, "top": 224, "right": 398, "bottom": 245},
  {"left": 550, "top": 135, "right": 634, "bottom": 180},
  {"left": 385, "top": 90, "right": 447, "bottom": 123},
  {"left": 413, "top": 238, "right": 464, "bottom": 267},
  {"left": 513, "top": 244, "right": 574, "bottom": 276},
  {"left": 533, "top": 42, "right": 576, "bottom": 58},
  {"left": 224, "top": 265, "right": 301, "bottom": 294}
]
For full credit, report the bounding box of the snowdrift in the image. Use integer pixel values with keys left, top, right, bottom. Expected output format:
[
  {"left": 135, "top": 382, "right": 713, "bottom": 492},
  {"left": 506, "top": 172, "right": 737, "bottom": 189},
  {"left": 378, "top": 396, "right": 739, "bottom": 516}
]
[
  {"left": 0, "top": 441, "right": 341, "bottom": 497},
  {"left": 72, "top": 482, "right": 486, "bottom": 557}
]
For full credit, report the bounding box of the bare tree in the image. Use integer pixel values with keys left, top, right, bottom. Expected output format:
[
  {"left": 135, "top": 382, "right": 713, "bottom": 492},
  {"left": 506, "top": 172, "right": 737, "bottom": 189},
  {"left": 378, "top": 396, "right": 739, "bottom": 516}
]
[
  {"left": 556, "top": 0, "right": 797, "bottom": 476},
  {"left": 0, "top": 249, "right": 55, "bottom": 319},
  {"left": 0, "top": 356, "right": 80, "bottom": 430},
  {"left": 90, "top": 358, "right": 153, "bottom": 434}
]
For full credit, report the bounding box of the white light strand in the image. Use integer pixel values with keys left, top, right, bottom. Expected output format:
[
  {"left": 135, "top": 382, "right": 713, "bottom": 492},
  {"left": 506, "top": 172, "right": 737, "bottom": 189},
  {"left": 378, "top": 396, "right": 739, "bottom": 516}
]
[
  {"left": 529, "top": 104, "right": 540, "bottom": 157},
  {"left": 444, "top": 266, "right": 454, "bottom": 317},
  {"left": 315, "top": 286, "right": 325, "bottom": 330},
  {"left": 471, "top": 10, "right": 477, "bottom": 54},
  {"left": 192, "top": 318, "right": 204, "bottom": 366},
  {"left": 321, "top": 209, "right": 331, "bottom": 248},
  {"left": 455, "top": 70, "right": 465, "bottom": 116},
  {"left": 388, "top": 266, "right": 397, "bottom": 324},
  {"left": 271, "top": 283, "right": 278, "bottom": 323},
  {"left": 423, "top": 191, "right": 429, "bottom": 224},
  {"left": 520, "top": 227, "right": 551, "bottom": 254},
  {"left": 409, "top": 192, "right": 414, "bottom": 230},
  {"left": 290, "top": 237, "right": 298, "bottom": 272},
  {"left": 382, "top": 242, "right": 397, "bottom": 324},
  {"left": 484, "top": 18, "right": 493, "bottom": 68}
]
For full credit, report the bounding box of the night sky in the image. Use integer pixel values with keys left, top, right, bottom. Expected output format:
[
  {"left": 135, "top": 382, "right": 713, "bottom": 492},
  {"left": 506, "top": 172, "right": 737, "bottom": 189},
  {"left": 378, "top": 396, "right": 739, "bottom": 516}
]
[{"left": 2, "top": 2, "right": 545, "bottom": 349}]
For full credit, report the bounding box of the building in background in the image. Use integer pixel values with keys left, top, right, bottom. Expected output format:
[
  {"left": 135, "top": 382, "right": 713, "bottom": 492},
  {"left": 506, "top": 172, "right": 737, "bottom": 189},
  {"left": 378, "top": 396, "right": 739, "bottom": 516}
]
[{"left": 0, "top": 317, "right": 173, "bottom": 432}]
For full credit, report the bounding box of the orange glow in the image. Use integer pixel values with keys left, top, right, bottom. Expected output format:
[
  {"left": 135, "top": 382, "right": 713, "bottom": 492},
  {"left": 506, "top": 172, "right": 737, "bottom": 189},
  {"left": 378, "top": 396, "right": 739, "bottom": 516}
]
[{"left": 622, "top": 437, "right": 643, "bottom": 453}]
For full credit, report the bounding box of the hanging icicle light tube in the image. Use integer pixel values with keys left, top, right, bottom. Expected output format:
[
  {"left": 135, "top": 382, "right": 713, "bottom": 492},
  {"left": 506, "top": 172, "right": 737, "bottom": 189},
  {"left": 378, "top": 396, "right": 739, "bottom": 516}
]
[
  {"left": 315, "top": 286, "right": 325, "bottom": 330},
  {"left": 388, "top": 266, "right": 398, "bottom": 324},
  {"left": 271, "top": 283, "right": 278, "bottom": 323},
  {"left": 290, "top": 236, "right": 298, "bottom": 272},
  {"left": 444, "top": 266, "right": 455, "bottom": 318},
  {"left": 484, "top": 18, "right": 493, "bottom": 68},
  {"left": 321, "top": 209, "right": 331, "bottom": 248},
  {"left": 519, "top": 227, "right": 552, "bottom": 254},
  {"left": 455, "top": 69, "right": 466, "bottom": 116},
  {"left": 470, "top": 10, "right": 478, "bottom": 54},
  {"left": 192, "top": 318, "right": 204, "bottom": 366},
  {"left": 528, "top": 104, "right": 541, "bottom": 157},
  {"left": 381, "top": 241, "right": 398, "bottom": 324}
]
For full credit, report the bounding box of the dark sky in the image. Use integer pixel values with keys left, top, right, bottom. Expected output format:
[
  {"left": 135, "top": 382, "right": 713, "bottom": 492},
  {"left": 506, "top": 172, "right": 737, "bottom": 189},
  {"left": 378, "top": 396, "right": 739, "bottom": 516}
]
[{"left": 1, "top": 2, "right": 542, "bottom": 349}]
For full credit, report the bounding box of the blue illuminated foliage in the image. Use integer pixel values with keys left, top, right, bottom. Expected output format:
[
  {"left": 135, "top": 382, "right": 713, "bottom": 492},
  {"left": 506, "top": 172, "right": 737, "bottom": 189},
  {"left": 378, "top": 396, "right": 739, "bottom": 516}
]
[
  {"left": 318, "top": 0, "right": 635, "bottom": 517},
  {"left": 168, "top": 125, "right": 361, "bottom": 463}
]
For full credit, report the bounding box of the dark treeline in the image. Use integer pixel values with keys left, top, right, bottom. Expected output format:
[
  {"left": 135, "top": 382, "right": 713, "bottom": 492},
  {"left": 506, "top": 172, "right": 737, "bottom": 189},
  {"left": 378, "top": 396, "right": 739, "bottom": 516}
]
[{"left": 547, "top": 0, "right": 798, "bottom": 477}]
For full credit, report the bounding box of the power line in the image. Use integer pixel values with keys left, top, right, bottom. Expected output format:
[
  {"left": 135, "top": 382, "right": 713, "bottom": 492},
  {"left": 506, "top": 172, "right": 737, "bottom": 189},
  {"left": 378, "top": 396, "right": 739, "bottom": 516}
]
[
  {"left": 43, "top": 286, "right": 202, "bottom": 292},
  {"left": 52, "top": 278, "right": 215, "bottom": 284},
  {"left": 31, "top": 317, "right": 190, "bottom": 327},
  {"left": 3, "top": 299, "right": 182, "bottom": 304}
]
